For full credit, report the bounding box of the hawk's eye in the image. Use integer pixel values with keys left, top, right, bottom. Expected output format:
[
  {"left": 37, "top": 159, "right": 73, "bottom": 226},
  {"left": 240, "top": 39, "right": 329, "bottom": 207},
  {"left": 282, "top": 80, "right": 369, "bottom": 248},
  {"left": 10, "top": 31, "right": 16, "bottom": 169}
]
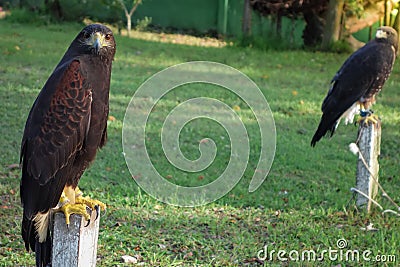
[
  {"left": 83, "top": 31, "right": 90, "bottom": 39},
  {"left": 105, "top": 34, "right": 111, "bottom": 41}
]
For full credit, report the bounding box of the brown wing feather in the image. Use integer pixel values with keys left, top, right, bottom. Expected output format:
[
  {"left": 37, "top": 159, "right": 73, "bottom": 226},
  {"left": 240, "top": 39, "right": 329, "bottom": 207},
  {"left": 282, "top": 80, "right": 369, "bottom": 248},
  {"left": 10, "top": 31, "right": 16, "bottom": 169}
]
[
  {"left": 20, "top": 59, "right": 92, "bottom": 250},
  {"left": 27, "top": 60, "right": 92, "bottom": 185}
]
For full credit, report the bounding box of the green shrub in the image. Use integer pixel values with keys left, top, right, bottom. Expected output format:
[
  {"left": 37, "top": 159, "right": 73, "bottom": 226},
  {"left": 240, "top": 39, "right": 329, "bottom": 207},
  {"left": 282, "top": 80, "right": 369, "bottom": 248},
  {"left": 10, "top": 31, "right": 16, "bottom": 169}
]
[
  {"left": 327, "top": 40, "right": 353, "bottom": 53},
  {"left": 5, "top": 8, "right": 49, "bottom": 25},
  {"left": 135, "top": 16, "right": 152, "bottom": 31}
]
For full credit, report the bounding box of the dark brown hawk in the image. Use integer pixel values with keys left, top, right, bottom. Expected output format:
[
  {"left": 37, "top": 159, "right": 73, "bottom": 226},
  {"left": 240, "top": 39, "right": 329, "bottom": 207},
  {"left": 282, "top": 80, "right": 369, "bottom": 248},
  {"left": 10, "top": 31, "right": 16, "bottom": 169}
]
[
  {"left": 311, "top": 26, "right": 398, "bottom": 146},
  {"left": 20, "top": 24, "right": 116, "bottom": 266}
]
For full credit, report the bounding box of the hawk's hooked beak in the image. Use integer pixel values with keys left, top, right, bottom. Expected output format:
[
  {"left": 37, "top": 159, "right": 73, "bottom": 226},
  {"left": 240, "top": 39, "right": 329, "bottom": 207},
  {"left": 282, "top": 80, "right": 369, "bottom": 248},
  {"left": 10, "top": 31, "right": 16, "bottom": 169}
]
[
  {"left": 91, "top": 32, "right": 106, "bottom": 54},
  {"left": 376, "top": 29, "right": 387, "bottom": 39}
]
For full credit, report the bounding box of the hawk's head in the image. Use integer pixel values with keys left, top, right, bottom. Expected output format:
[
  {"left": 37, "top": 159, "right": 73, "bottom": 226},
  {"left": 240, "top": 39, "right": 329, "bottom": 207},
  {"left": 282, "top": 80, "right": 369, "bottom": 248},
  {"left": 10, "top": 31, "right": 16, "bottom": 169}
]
[
  {"left": 75, "top": 24, "right": 116, "bottom": 60},
  {"left": 376, "top": 26, "right": 398, "bottom": 52}
]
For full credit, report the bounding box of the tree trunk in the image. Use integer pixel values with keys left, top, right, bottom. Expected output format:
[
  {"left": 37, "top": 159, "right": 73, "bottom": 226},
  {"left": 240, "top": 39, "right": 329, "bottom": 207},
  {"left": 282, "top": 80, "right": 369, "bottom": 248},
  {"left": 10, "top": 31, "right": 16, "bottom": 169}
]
[
  {"left": 276, "top": 11, "right": 282, "bottom": 37},
  {"left": 119, "top": 0, "right": 142, "bottom": 38},
  {"left": 127, "top": 15, "right": 131, "bottom": 37},
  {"left": 392, "top": 11, "right": 400, "bottom": 54},
  {"left": 383, "top": 0, "right": 392, "bottom": 26},
  {"left": 242, "top": 0, "right": 252, "bottom": 36},
  {"left": 321, "top": 0, "right": 344, "bottom": 50},
  {"left": 45, "top": 0, "right": 63, "bottom": 20},
  {"left": 302, "top": 11, "right": 324, "bottom": 47}
]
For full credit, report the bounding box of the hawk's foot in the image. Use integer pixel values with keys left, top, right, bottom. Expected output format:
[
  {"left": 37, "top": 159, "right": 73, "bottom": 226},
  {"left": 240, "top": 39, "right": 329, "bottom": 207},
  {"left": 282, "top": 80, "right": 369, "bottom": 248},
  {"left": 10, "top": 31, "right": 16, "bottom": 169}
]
[
  {"left": 357, "top": 113, "right": 379, "bottom": 126},
  {"left": 56, "top": 186, "right": 106, "bottom": 226},
  {"left": 57, "top": 197, "right": 90, "bottom": 225}
]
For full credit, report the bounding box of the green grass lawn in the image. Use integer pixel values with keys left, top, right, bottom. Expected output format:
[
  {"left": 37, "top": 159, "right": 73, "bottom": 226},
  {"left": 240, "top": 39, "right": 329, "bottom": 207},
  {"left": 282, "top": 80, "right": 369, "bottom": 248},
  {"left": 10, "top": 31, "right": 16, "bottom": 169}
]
[{"left": 0, "top": 21, "right": 399, "bottom": 266}]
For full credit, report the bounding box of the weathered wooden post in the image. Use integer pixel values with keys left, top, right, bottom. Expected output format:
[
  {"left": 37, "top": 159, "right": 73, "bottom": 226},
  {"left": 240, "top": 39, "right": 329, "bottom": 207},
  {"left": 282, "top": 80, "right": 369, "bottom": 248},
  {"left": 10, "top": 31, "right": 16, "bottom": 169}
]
[
  {"left": 51, "top": 212, "right": 100, "bottom": 267},
  {"left": 354, "top": 120, "right": 381, "bottom": 212}
]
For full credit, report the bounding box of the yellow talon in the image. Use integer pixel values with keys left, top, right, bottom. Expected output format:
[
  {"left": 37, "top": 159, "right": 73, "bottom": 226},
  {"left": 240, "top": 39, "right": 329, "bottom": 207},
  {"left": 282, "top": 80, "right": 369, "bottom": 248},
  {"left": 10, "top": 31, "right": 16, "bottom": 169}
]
[
  {"left": 357, "top": 113, "right": 379, "bottom": 126},
  {"left": 75, "top": 186, "right": 106, "bottom": 211},
  {"left": 56, "top": 186, "right": 106, "bottom": 226},
  {"left": 76, "top": 196, "right": 106, "bottom": 211},
  {"left": 58, "top": 202, "right": 90, "bottom": 225}
]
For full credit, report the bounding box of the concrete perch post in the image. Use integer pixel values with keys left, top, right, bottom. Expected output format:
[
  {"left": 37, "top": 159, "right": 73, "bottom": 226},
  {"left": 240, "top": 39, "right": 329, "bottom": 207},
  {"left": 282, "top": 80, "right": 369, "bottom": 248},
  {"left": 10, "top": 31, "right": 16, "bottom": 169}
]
[
  {"left": 51, "top": 212, "right": 100, "bottom": 267},
  {"left": 355, "top": 120, "right": 381, "bottom": 212}
]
